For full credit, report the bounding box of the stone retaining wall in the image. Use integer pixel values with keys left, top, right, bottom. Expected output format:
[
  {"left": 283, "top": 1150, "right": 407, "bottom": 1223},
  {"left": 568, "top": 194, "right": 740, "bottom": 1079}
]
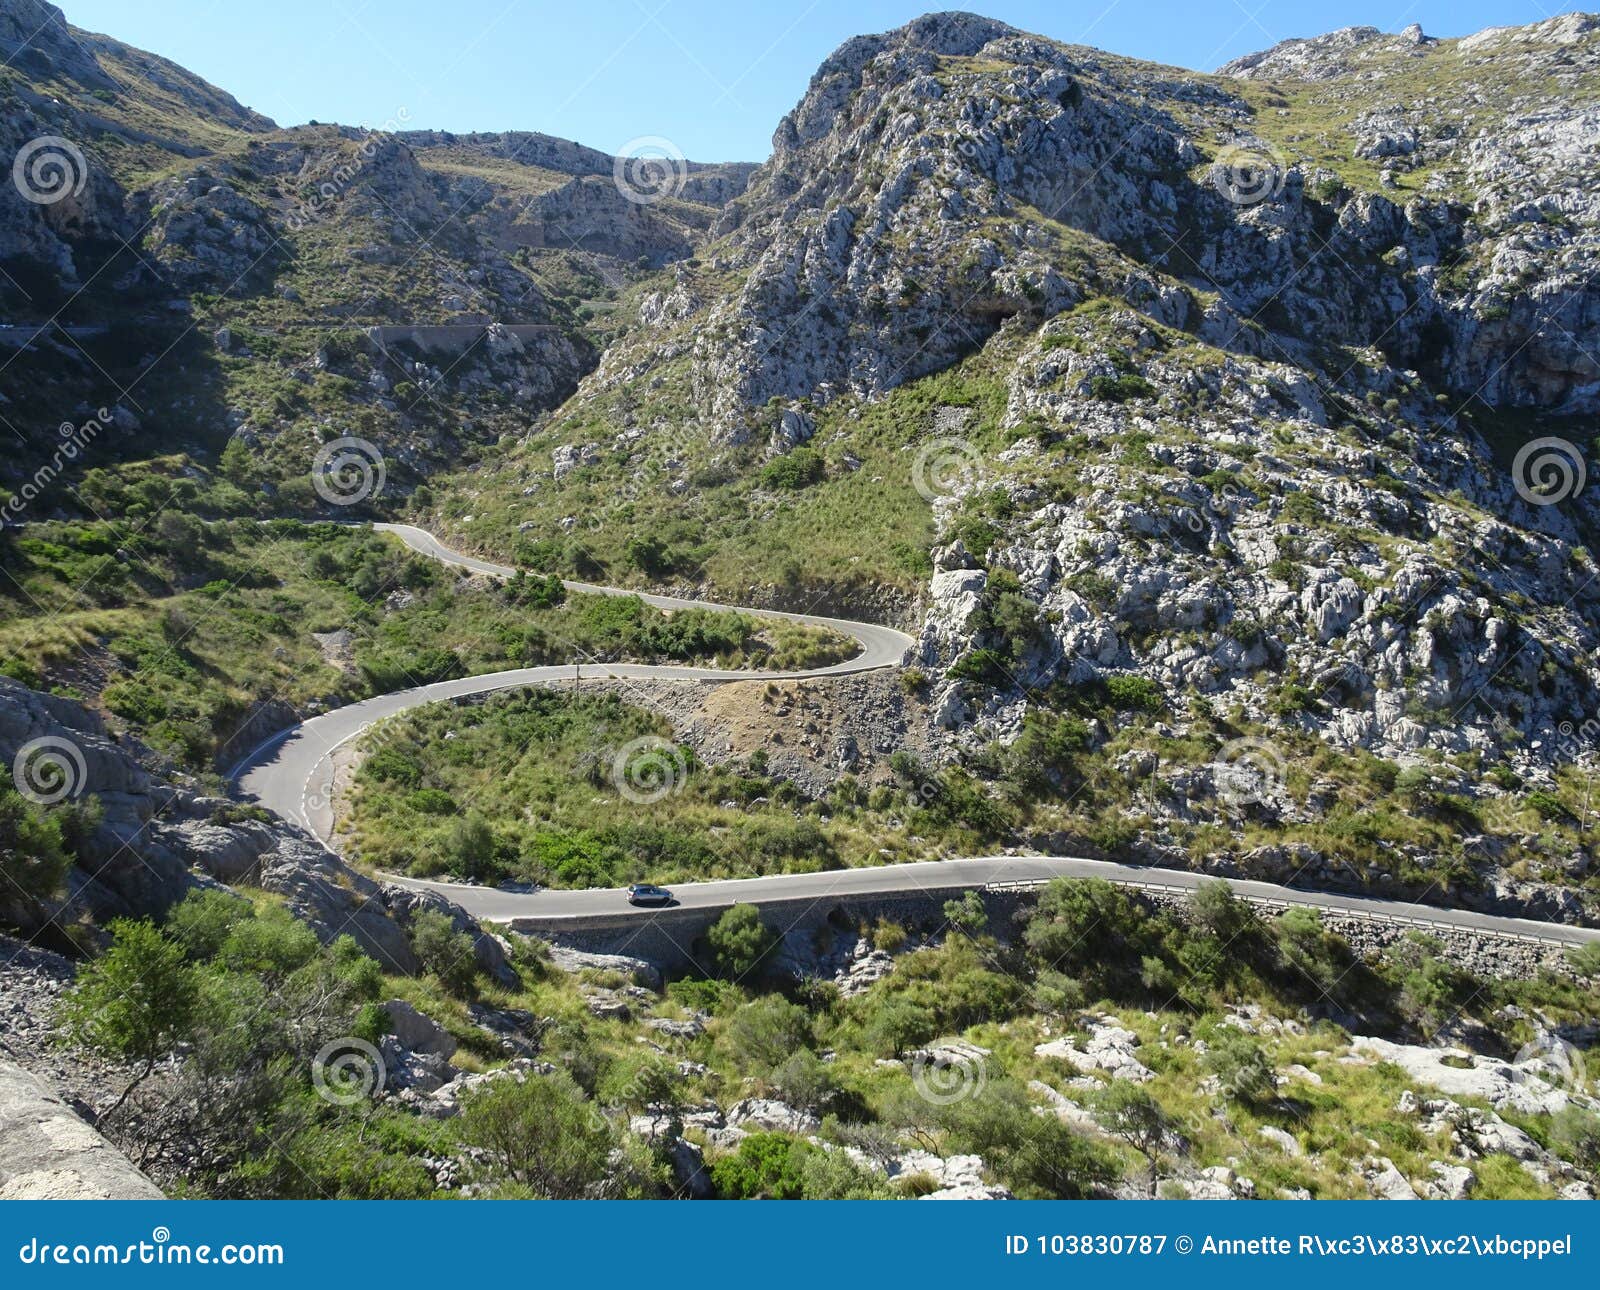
[
  {"left": 0, "top": 1063, "right": 161, "bottom": 1199},
  {"left": 511, "top": 878, "right": 1578, "bottom": 982}
]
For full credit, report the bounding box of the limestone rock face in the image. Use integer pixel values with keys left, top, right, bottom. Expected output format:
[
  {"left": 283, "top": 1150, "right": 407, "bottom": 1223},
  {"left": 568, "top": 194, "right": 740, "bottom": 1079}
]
[
  {"left": 1353, "top": 1034, "right": 1585, "bottom": 1116},
  {"left": 382, "top": 1000, "right": 458, "bottom": 1059},
  {"left": 481, "top": 14, "right": 1600, "bottom": 868},
  {"left": 725, "top": 1098, "right": 823, "bottom": 1136}
]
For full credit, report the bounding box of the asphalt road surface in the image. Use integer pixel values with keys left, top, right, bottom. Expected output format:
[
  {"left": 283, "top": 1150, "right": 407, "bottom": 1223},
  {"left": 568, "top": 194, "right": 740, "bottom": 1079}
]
[
  {"left": 383, "top": 854, "right": 1600, "bottom": 945},
  {"left": 229, "top": 524, "right": 1597, "bottom": 948}
]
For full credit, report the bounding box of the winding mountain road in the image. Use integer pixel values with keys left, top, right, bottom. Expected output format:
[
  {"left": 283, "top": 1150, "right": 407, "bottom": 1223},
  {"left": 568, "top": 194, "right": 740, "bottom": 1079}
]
[
  {"left": 230, "top": 522, "right": 915, "bottom": 839},
  {"left": 227, "top": 524, "right": 1599, "bottom": 948}
]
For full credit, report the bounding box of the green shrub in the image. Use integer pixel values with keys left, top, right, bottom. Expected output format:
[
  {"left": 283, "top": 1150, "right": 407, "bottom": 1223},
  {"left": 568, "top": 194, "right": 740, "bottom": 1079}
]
[
  {"left": 927, "top": 1079, "right": 1116, "bottom": 1198},
  {"left": 363, "top": 746, "right": 423, "bottom": 788},
  {"left": 860, "top": 995, "right": 937, "bottom": 1056},
  {"left": 1551, "top": 1107, "right": 1600, "bottom": 1170},
  {"left": 723, "top": 995, "right": 812, "bottom": 1071},
  {"left": 710, "top": 1132, "right": 805, "bottom": 1198},
  {"left": 1524, "top": 789, "right": 1567, "bottom": 821},
  {"left": 759, "top": 448, "right": 824, "bottom": 490},
  {"left": 58, "top": 919, "right": 200, "bottom": 1120},
  {"left": 1089, "top": 373, "right": 1154, "bottom": 402},
  {"left": 457, "top": 1071, "right": 617, "bottom": 1198},
  {"left": 0, "top": 782, "right": 73, "bottom": 908},
  {"left": 947, "top": 647, "right": 1012, "bottom": 687},
  {"left": 666, "top": 978, "right": 741, "bottom": 1013},
  {"left": 1105, "top": 674, "right": 1164, "bottom": 713},
  {"left": 707, "top": 904, "right": 777, "bottom": 979},
  {"left": 872, "top": 919, "right": 908, "bottom": 952},
  {"left": 770, "top": 1049, "right": 835, "bottom": 1112},
  {"left": 164, "top": 889, "right": 255, "bottom": 961},
  {"left": 1204, "top": 1030, "right": 1276, "bottom": 1104},
  {"left": 409, "top": 908, "right": 481, "bottom": 999},
  {"left": 1024, "top": 879, "right": 1151, "bottom": 981}
]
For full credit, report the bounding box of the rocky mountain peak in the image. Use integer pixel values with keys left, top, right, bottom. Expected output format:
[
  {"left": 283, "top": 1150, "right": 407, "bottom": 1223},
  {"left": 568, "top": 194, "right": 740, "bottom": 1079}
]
[
  {"left": 775, "top": 10, "right": 1025, "bottom": 149},
  {"left": 1219, "top": 24, "right": 1400, "bottom": 79},
  {"left": 1221, "top": 11, "right": 1599, "bottom": 80},
  {"left": 0, "top": 0, "right": 104, "bottom": 86},
  {"left": 0, "top": 0, "right": 273, "bottom": 137}
]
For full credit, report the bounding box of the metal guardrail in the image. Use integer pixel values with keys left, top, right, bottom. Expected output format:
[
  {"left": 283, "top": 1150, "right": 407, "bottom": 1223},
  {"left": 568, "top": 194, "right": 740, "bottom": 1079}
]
[{"left": 980, "top": 876, "right": 1575, "bottom": 947}]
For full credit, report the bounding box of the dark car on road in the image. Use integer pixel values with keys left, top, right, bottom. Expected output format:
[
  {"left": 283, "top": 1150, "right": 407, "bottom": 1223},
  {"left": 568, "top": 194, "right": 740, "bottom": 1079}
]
[{"left": 627, "top": 883, "right": 674, "bottom": 907}]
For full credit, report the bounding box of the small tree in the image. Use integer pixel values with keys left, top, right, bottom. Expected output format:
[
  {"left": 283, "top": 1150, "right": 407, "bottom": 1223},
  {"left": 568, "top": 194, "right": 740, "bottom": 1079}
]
[
  {"left": 1189, "top": 880, "right": 1261, "bottom": 945},
  {"left": 445, "top": 813, "right": 498, "bottom": 881},
  {"left": 59, "top": 919, "right": 199, "bottom": 1123},
  {"left": 599, "top": 1052, "right": 679, "bottom": 1113},
  {"left": 1024, "top": 878, "right": 1147, "bottom": 977},
  {"left": 457, "top": 1071, "right": 616, "bottom": 1198},
  {"left": 771, "top": 1049, "right": 835, "bottom": 1112},
  {"left": 1091, "top": 1082, "right": 1169, "bottom": 1197},
  {"left": 943, "top": 890, "right": 988, "bottom": 934},
  {"left": 861, "top": 995, "right": 937, "bottom": 1057},
  {"left": 706, "top": 904, "right": 775, "bottom": 979},
  {"left": 1030, "top": 970, "right": 1087, "bottom": 1018},
  {"left": 723, "top": 995, "right": 811, "bottom": 1072},
  {"left": 0, "top": 783, "right": 71, "bottom": 910},
  {"left": 409, "top": 908, "right": 480, "bottom": 999}
]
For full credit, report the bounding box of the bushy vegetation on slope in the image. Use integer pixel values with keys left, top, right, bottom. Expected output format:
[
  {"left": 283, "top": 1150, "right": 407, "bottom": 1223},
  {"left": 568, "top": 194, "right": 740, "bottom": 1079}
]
[
  {"left": 53, "top": 880, "right": 1600, "bottom": 1199},
  {"left": 0, "top": 514, "right": 846, "bottom": 773}
]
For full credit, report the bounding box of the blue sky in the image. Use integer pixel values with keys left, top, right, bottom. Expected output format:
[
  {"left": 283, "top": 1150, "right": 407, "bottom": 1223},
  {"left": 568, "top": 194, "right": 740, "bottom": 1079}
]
[{"left": 61, "top": 0, "right": 1578, "bottom": 161}]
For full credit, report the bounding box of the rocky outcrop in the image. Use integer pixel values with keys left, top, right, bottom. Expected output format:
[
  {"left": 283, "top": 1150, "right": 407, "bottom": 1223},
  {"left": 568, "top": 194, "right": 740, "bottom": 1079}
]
[
  {"left": 0, "top": 677, "right": 507, "bottom": 977},
  {"left": 0, "top": 1062, "right": 161, "bottom": 1199},
  {"left": 1035, "top": 1017, "right": 1154, "bottom": 1082},
  {"left": 381, "top": 884, "right": 520, "bottom": 988},
  {"left": 1353, "top": 1034, "right": 1589, "bottom": 1117}
]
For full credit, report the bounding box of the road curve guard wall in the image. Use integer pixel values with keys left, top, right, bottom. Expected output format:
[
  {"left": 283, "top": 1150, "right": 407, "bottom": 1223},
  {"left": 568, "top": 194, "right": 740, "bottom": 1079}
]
[
  {"left": 507, "top": 886, "right": 994, "bottom": 977},
  {"left": 0, "top": 1063, "right": 162, "bottom": 1199},
  {"left": 506, "top": 882, "right": 1576, "bottom": 982}
]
